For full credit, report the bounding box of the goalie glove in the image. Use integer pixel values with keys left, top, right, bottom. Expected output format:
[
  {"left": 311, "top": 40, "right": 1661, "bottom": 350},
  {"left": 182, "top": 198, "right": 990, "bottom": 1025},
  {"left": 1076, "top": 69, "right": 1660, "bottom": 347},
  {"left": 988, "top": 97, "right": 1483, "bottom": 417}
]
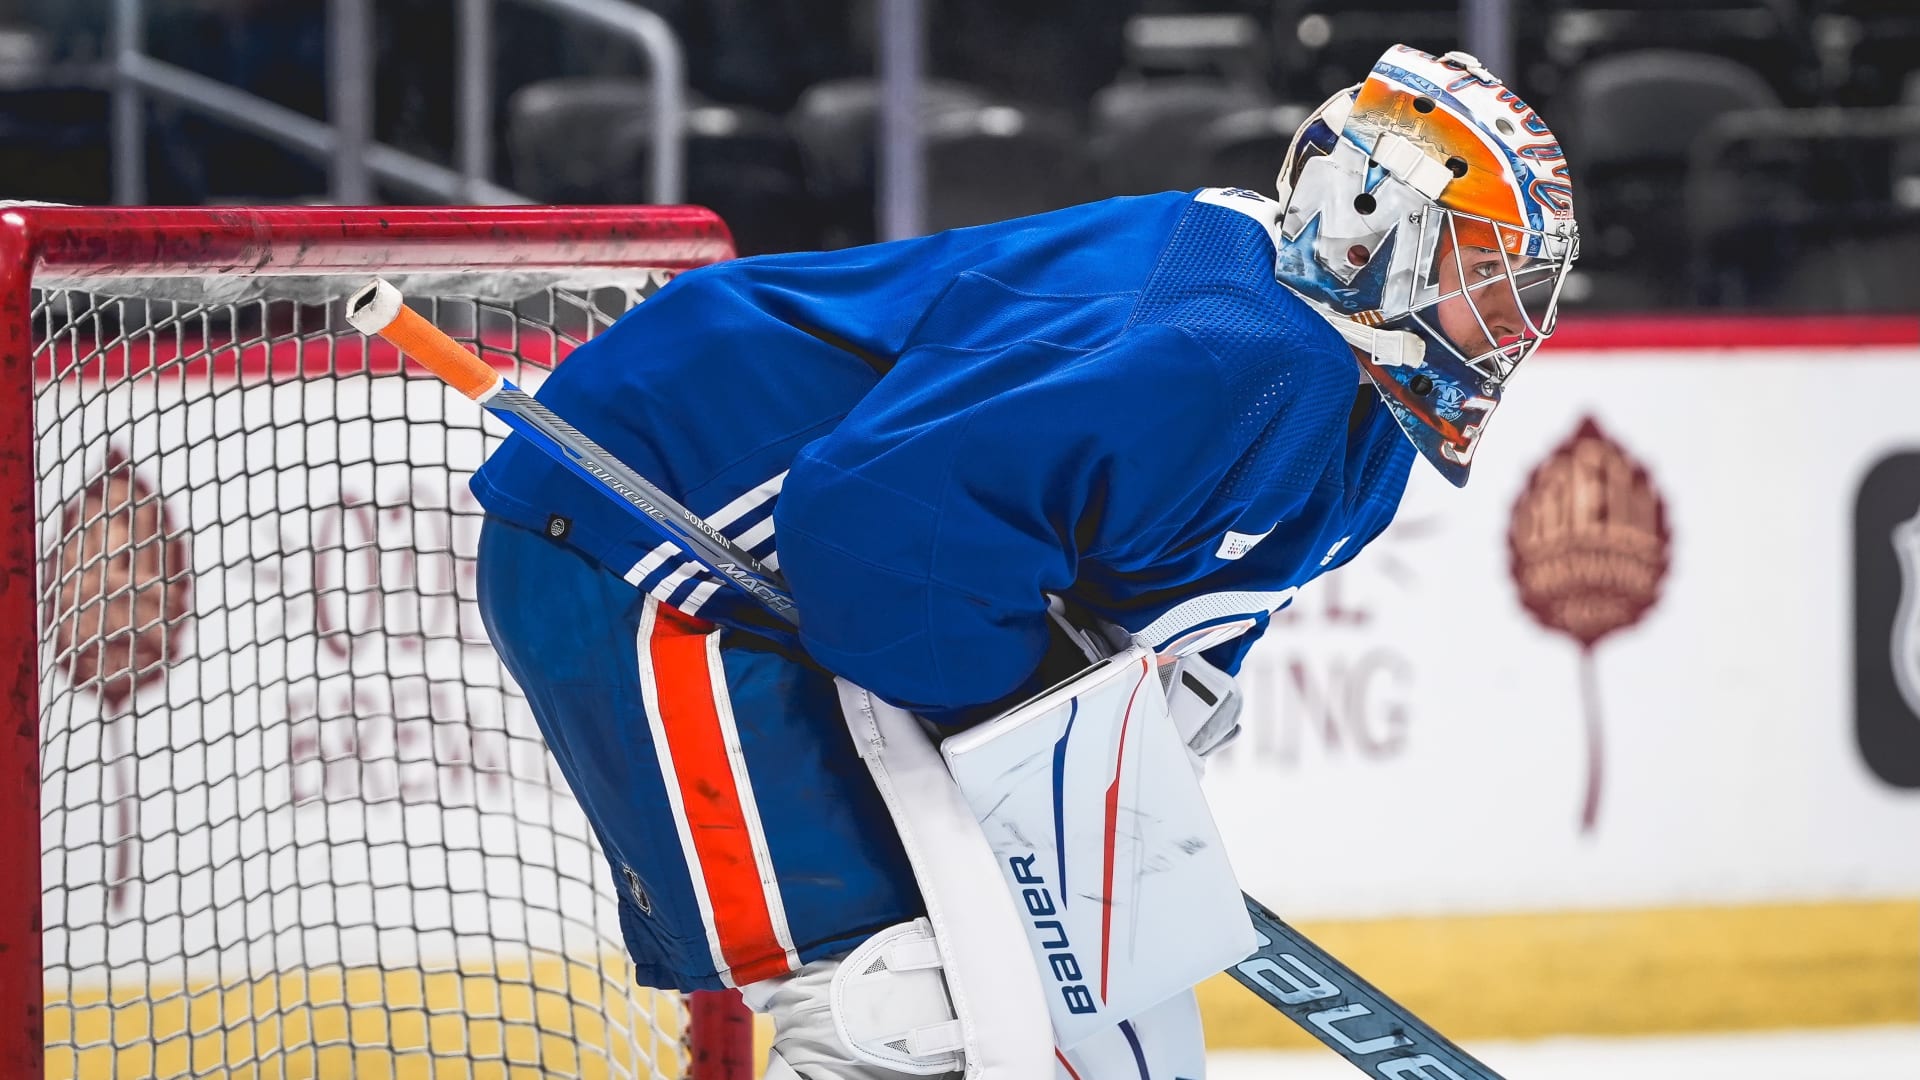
[{"left": 1163, "top": 650, "right": 1243, "bottom": 766}]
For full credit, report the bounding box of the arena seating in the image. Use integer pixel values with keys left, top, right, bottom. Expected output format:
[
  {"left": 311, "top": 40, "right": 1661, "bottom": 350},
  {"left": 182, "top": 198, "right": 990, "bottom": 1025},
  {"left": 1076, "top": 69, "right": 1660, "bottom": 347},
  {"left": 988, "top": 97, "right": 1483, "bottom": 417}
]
[{"left": 4, "top": 1, "right": 1919, "bottom": 309}]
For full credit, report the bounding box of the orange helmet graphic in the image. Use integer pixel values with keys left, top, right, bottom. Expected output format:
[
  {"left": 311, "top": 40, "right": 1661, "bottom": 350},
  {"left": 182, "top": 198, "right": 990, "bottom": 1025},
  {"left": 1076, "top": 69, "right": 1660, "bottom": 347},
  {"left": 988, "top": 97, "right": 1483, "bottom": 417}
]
[{"left": 1274, "top": 45, "right": 1581, "bottom": 486}]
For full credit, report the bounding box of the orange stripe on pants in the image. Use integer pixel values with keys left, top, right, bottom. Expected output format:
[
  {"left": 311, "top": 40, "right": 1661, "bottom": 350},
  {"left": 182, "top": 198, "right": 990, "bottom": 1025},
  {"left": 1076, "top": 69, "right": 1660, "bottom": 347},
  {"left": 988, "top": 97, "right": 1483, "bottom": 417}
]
[{"left": 649, "top": 604, "right": 794, "bottom": 986}]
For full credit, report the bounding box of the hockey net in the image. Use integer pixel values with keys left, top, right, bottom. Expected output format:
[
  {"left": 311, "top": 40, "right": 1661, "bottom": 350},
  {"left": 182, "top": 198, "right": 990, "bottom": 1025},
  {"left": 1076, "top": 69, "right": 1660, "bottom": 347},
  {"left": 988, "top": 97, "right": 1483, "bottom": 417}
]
[{"left": 0, "top": 205, "right": 753, "bottom": 1079}]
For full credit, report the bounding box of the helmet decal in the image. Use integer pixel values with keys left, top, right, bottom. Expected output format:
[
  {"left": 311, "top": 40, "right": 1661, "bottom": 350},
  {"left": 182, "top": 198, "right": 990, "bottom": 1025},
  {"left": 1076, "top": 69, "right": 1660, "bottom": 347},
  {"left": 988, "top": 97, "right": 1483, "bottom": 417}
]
[{"left": 1273, "top": 44, "right": 1581, "bottom": 487}]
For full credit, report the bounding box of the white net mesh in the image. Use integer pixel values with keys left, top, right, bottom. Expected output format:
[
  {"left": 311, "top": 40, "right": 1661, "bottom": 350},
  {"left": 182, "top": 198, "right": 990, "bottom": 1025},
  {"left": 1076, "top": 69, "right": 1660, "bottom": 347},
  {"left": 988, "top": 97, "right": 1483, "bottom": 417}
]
[{"left": 34, "top": 273, "right": 693, "bottom": 1080}]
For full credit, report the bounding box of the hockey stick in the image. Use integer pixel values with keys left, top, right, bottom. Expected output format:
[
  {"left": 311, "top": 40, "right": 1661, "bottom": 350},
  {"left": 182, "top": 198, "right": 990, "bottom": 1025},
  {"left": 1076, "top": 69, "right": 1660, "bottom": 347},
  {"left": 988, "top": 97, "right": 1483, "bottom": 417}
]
[
  {"left": 348, "top": 278, "right": 1507, "bottom": 1080},
  {"left": 1231, "top": 897, "right": 1502, "bottom": 1078},
  {"left": 345, "top": 280, "right": 797, "bottom": 623}
]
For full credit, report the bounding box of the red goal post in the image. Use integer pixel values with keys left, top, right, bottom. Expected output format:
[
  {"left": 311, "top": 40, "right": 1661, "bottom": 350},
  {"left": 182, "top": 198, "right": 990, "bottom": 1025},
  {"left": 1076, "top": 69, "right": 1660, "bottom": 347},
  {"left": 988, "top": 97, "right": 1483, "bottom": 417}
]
[{"left": 0, "top": 205, "right": 754, "bottom": 1079}]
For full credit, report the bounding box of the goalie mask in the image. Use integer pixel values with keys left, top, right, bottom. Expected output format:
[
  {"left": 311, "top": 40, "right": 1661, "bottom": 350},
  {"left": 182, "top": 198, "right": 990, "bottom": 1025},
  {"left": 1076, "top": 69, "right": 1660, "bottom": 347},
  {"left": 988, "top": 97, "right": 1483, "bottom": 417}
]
[{"left": 1274, "top": 45, "right": 1580, "bottom": 486}]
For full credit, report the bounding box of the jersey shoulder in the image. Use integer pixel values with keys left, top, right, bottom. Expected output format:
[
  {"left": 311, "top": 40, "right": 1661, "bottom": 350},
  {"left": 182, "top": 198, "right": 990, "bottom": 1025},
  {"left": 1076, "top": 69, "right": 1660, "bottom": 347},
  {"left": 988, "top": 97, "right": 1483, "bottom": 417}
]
[
  {"left": 1134, "top": 188, "right": 1354, "bottom": 367},
  {"left": 1132, "top": 189, "right": 1362, "bottom": 499}
]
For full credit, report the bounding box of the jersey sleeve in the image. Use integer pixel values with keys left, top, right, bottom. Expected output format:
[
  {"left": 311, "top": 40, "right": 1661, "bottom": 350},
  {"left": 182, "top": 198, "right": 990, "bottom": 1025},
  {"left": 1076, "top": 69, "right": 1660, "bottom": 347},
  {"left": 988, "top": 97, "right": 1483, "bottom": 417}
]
[{"left": 772, "top": 324, "right": 1240, "bottom": 719}]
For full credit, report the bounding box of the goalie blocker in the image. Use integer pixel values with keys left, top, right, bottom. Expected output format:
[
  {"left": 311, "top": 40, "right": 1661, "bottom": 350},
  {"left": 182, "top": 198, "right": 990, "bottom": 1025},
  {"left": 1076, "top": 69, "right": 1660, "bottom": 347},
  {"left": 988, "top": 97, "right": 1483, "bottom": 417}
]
[
  {"left": 829, "top": 636, "right": 1253, "bottom": 1080},
  {"left": 938, "top": 645, "right": 1253, "bottom": 1047}
]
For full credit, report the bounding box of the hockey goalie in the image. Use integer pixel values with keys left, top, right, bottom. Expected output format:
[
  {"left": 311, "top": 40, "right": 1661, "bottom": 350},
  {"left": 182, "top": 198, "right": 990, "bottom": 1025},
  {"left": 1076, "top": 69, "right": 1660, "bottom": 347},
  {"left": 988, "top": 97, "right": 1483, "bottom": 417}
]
[{"left": 468, "top": 45, "right": 1579, "bottom": 1080}]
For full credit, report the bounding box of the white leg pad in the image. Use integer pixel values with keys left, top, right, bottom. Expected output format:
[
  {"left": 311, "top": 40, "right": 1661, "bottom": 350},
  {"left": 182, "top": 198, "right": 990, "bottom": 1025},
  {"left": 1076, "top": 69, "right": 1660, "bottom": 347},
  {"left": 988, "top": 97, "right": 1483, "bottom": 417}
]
[
  {"left": 745, "top": 950, "right": 958, "bottom": 1080},
  {"left": 830, "top": 919, "right": 965, "bottom": 1074},
  {"left": 838, "top": 680, "right": 1057, "bottom": 1080},
  {"left": 764, "top": 1048, "right": 805, "bottom": 1080}
]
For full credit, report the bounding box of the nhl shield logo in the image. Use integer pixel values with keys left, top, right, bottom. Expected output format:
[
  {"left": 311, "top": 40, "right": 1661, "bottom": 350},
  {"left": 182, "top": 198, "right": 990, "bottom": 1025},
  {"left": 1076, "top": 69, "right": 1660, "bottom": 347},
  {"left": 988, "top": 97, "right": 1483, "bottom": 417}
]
[
  {"left": 1854, "top": 451, "right": 1920, "bottom": 789},
  {"left": 1891, "top": 509, "right": 1920, "bottom": 723}
]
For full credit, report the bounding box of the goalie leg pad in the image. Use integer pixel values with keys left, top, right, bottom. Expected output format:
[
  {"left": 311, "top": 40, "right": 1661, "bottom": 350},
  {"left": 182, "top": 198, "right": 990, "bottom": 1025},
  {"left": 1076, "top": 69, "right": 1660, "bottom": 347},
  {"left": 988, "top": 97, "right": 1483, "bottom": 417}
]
[
  {"left": 742, "top": 923, "right": 964, "bottom": 1080},
  {"left": 830, "top": 919, "right": 965, "bottom": 1074},
  {"left": 763, "top": 1049, "right": 805, "bottom": 1080},
  {"left": 837, "top": 680, "right": 1057, "bottom": 1080}
]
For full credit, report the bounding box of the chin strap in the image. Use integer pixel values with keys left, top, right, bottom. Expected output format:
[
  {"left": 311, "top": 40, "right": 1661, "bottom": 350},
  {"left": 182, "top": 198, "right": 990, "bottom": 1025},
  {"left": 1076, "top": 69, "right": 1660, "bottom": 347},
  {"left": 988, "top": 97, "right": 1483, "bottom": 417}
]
[
  {"left": 1327, "top": 315, "right": 1428, "bottom": 368},
  {"left": 1277, "top": 282, "right": 1430, "bottom": 369}
]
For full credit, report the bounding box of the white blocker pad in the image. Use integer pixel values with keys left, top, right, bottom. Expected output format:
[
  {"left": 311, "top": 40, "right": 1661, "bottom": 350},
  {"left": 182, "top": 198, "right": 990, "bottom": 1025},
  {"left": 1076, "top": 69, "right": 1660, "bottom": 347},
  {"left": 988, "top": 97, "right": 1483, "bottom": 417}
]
[
  {"left": 941, "top": 646, "right": 1255, "bottom": 1048},
  {"left": 837, "top": 681, "right": 1056, "bottom": 1080},
  {"left": 1057, "top": 988, "right": 1206, "bottom": 1080}
]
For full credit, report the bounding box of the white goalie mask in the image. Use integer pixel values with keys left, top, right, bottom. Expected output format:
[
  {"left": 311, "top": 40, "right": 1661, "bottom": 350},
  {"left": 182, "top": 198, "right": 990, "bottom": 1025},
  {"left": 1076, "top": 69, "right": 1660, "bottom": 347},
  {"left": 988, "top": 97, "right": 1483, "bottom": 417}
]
[{"left": 1273, "top": 45, "right": 1581, "bottom": 486}]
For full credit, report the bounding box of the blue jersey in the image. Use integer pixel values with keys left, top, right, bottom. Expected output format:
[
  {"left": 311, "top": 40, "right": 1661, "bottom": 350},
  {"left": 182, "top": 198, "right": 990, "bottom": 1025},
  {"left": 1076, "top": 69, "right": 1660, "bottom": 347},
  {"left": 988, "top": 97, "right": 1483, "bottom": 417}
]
[
  {"left": 473, "top": 188, "right": 1417, "bottom": 716},
  {"left": 472, "top": 188, "right": 1418, "bottom": 991}
]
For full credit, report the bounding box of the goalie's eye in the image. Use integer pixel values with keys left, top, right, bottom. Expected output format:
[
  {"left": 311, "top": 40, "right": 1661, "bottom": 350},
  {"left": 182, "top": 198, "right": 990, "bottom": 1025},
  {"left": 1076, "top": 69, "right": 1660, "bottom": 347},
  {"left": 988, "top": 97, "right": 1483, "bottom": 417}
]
[{"left": 1465, "top": 251, "right": 1504, "bottom": 281}]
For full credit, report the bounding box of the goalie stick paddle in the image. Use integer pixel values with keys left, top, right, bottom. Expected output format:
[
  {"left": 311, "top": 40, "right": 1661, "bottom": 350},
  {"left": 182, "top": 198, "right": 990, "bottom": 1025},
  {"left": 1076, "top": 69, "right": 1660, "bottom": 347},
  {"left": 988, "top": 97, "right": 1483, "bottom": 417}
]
[
  {"left": 349, "top": 278, "right": 1507, "bottom": 1080},
  {"left": 1234, "top": 897, "right": 1504, "bottom": 1078}
]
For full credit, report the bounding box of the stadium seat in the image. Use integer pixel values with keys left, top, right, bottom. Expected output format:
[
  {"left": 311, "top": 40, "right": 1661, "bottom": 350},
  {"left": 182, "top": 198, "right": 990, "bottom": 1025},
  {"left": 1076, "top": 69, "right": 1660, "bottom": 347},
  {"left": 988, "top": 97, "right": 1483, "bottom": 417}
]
[
  {"left": 1761, "top": 223, "right": 1920, "bottom": 311},
  {"left": 0, "top": 86, "right": 111, "bottom": 205},
  {"left": 1539, "top": 1, "right": 1806, "bottom": 107},
  {"left": 1554, "top": 49, "right": 1781, "bottom": 306},
  {"left": 1891, "top": 73, "right": 1920, "bottom": 207},
  {"left": 506, "top": 77, "right": 673, "bottom": 204},
  {"left": 924, "top": 0, "right": 1126, "bottom": 113},
  {"left": 1088, "top": 77, "right": 1273, "bottom": 196},
  {"left": 508, "top": 76, "right": 819, "bottom": 254},
  {"left": 922, "top": 104, "right": 1089, "bottom": 231},
  {"left": 786, "top": 77, "right": 993, "bottom": 245},
  {"left": 1560, "top": 50, "right": 1781, "bottom": 165},
  {"left": 1828, "top": 5, "right": 1920, "bottom": 106},
  {"left": 607, "top": 102, "right": 820, "bottom": 256},
  {"left": 1120, "top": 13, "right": 1268, "bottom": 86},
  {"left": 1192, "top": 103, "right": 1311, "bottom": 195},
  {"left": 1277, "top": 5, "right": 1462, "bottom": 101}
]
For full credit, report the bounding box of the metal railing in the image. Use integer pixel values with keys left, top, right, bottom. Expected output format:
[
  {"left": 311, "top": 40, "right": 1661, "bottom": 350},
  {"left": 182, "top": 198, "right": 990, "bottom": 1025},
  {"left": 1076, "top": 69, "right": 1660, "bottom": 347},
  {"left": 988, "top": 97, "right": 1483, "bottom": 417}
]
[
  {"left": 877, "top": 0, "right": 924, "bottom": 241},
  {"left": 109, "top": 0, "right": 685, "bottom": 206}
]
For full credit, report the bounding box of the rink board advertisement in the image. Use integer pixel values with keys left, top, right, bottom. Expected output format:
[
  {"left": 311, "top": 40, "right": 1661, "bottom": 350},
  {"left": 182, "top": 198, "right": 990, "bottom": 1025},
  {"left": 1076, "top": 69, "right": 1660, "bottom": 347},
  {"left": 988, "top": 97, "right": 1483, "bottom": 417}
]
[
  {"left": 1201, "top": 331, "right": 1920, "bottom": 1043},
  {"left": 38, "top": 324, "right": 1920, "bottom": 1060}
]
